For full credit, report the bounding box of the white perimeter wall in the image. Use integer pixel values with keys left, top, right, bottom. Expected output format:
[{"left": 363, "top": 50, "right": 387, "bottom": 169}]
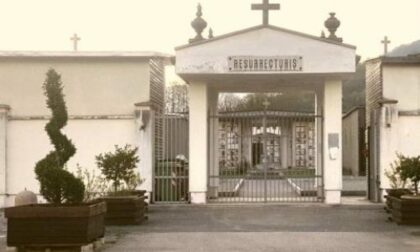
[
  {"left": 379, "top": 65, "right": 420, "bottom": 192},
  {"left": 383, "top": 65, "right": 420, "bottom": 111},
  {"left": 0, "top": 59, "right": 150, "bottom": 116},
  {"left": 5, "top": 119, "right": 137, "bottom": 206},
  {"left": 380, "top": 115, "right": 420, "bottom": 190}
]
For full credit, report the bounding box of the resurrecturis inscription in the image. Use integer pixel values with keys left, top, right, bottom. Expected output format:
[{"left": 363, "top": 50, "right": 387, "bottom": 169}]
[{"left": 228, "top": 56, "right": 303, "bottom": 72}]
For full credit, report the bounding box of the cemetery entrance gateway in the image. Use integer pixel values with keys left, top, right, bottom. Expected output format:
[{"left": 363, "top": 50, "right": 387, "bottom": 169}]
[
  {"left": 175, "top": 0, "right": 356, "bottom": 204},
  {"left": 208, "top": 105, "right": 324, "bottom": 203}
]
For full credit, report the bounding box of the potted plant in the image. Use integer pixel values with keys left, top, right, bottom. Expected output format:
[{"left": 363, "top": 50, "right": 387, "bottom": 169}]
[
  {"left": 387, "top": 154, "right": 420, "bottom": 225},
  {"left": 96, "top": 145, "right": 147, "bottom": 225},
  {"left": 5, "top": 69, "right": 106, "bottom": 250},
  {"left": 384, "top": 154, "right": 411, "bottom": 213}
]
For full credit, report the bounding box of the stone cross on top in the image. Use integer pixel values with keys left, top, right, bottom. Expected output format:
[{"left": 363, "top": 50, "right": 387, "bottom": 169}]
[
  {"left": 381, "top": 36, "right": 391, "bottom": 55},
  {"left": 252, "top": 0, "right": 280, "bottom": 26},
  {"left": 70, "top": 33, "right": 81, "bottom": 52}
]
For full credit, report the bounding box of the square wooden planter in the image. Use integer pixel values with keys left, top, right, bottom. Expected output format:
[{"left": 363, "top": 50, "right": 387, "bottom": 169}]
[
  {"left": 389, "top": 196, "right": 420, "bottom": 225},
  {"left": 101, "top": 195, "right": 147, "bottom": 225},
  {"left": 5, "top": 201, "right": 106, "bottom": 248},
  {"left": 384, "top": 189, "right": 412, "bottom": 213}
]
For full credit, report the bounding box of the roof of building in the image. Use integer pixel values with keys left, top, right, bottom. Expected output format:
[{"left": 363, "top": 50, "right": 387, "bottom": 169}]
[
  {"left": 342, "top": 106, "right": 365, "bottom": 119},
  {"left": 0, "top": 51, "right": 174, "bottom": 61},
  {"left": 176, "top": 25, "right": 356, "bottom": 51},
  {"left": 366, "top": 54, "right": 420, "bottom": 65}
]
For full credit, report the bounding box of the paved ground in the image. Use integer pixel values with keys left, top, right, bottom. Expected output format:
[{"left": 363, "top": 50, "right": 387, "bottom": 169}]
[
  {"left": 102, "top": 203, "right": 420, "bottom": 252},
  {"left": 239, "top": 179, "right": 297, "bottom": 198}
]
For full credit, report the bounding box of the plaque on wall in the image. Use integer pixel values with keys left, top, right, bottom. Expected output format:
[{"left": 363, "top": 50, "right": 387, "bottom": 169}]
[{"left": 228, "top": 56, "right": 303, "bottom": 72}]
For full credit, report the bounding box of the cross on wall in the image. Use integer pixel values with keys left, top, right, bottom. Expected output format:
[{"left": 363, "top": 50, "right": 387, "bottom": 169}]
[{"left": 252, "top": 0, "right": 280, "bottom": 26}]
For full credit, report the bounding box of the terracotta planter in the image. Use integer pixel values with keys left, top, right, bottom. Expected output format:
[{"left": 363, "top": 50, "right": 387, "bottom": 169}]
[
  {"left": 101, "top": 195, "right": 147, "bottom": 225},
  {"left": 389, "top": 195, "right": 420, "bottom": 225},
  {"left": 5, "top": 201, "right": 106, "bottom": 248}
]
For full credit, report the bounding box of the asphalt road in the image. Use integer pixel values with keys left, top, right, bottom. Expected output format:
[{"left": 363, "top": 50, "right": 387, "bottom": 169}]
[{"left": 102, "top": 204, "right": 420, "bottom": 252}]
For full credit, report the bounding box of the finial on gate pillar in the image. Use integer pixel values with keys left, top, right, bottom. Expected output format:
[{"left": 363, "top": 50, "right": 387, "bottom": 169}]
[
  {"left": 189, "top": 3, "right": 208, "bottom": 44},
  {"left": 324, "top": 12, "right": 343, "bottom": 43}
]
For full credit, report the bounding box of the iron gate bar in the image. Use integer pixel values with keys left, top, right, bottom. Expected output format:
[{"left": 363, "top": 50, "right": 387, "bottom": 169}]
[{"left": 154, "top": 113, "right": 189, "bottom": 203}]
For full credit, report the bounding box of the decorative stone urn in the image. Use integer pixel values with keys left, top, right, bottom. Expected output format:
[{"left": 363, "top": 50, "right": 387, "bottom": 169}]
[
  {"left": 189, "top": 3, "right": 208, "bottom": 43},
  {"left": 324, "top": 12, "right": 342, "bottom": 42}
]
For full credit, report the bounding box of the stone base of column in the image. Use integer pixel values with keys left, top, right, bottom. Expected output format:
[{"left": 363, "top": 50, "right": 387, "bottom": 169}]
[
  {"left": 190, "top": 192, "right": 207, "bottom": 204},
  {"left": 325, "top": 190, "right": 341, "bottom": 204}
]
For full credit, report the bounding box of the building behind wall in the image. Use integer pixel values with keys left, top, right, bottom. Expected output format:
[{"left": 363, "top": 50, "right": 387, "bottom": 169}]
[
  {"left": 342, "top": 106, "right": 366, "bottom": 176},
  {"left": 0, "top": 51, "right": 172, "bottom": 207},
  {"left": 366, "top": 54, "right": 420, "bottom": 202}
]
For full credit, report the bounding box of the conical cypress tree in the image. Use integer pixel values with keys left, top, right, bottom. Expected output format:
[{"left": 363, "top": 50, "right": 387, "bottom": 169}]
[{"left": 35, "top": 69, "right": 85, "bottom": 204}]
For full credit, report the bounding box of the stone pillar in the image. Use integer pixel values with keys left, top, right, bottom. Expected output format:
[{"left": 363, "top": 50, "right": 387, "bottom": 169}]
[
  {"left": 189, "top": 82, "right": 208, "bottom": 204},
  {"left": 0, "top": 105, "right": 10, "bottom": 208},
  {"left": 323, "top": 80, "right": 342, "bottom": 204},
  {"left": 134, "top": 103, "right": 155, "bottom": 202},
  {"left": 208, "top": 88, "right": 219, "bottom": 199}
]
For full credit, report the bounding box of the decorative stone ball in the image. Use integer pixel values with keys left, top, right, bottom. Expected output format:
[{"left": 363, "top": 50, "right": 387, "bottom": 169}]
[{"left": 15, "top": 190, "right": 38, "bottom": 206}]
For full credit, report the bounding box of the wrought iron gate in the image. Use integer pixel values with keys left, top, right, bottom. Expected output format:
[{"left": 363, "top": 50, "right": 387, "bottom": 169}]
[
  {"left": 154, "top": 113, "right": 189, "bottom": 203},
  {"left": 208, "top": 110, "right": 324, "bottom": 203}
]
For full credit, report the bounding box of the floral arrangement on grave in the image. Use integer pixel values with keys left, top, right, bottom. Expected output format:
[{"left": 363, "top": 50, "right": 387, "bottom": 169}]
[
  {"left": 95, "top": 145, "right": 143, "bottom": 196},
  {"left": 397, "top": 155, "right": 420, "bottom": 196},
  {"left": 34, "top": 69, "right": 85, "bottom": 204}
]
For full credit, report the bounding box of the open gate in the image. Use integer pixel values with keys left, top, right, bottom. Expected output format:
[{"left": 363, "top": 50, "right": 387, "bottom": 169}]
[
  {"left": 208, "top": 110, "right": 324, "bottom": 203},
  {"left": 153, "top": 113, "right": 189, "bottom": 203}
]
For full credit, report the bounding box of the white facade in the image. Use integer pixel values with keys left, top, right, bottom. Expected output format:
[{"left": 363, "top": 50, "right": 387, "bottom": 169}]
[
  {"left": 176, "top": 25, "right": 356, "bottom": 204},
  {"left": 0, "top": 25, "right": 358, "bottom": 206},
  {"left": 0, "top": 52, "right": 171, "bottom": 207},
  {"left": 366, "top": 57, "right": 420, "bottom": 201}
]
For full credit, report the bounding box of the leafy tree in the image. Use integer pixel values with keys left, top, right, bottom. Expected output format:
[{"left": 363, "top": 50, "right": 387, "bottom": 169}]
[
  {"left": 165, "top": 83, "right": 188, "bottom": 114},
  {"left": 397, "top": 154, "right": 420, "bottom": 195},
  {"left": 218, "top": 92, "right": 314, "bottom": 113},
  {"left": 218, "top": 93, "right": 244, "bottom": 112},
  {"left": 35, "top": 69, "right": 85, "bottom": 204},
  {"left": 343, "top": 62, "right": 366, "bottom": 113},
  {"left": 96, "top": 145, "right": 140, "bottom": 193},
  {"left": 386, "top": 155, "right": 408, "bottom": 189}
]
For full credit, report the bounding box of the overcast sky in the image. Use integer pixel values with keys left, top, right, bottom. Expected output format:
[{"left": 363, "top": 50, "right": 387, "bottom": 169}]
[{"left": 1, "top": 0, "right": 419, "bottom": 82}]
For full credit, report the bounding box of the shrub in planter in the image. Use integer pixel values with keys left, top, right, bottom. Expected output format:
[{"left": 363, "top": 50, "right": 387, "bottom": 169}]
[
  {"left": 388, "top": 154, "right": 420, "bottom": 225},
  {"left": 5, "top": 69, "right": 106, "bottom": 249},
  {"left": 384, "top": 156, "right": 412, "bottom": 212},
  {"left": 96, "top": 145, "right": 147, "bottom": 225}
]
